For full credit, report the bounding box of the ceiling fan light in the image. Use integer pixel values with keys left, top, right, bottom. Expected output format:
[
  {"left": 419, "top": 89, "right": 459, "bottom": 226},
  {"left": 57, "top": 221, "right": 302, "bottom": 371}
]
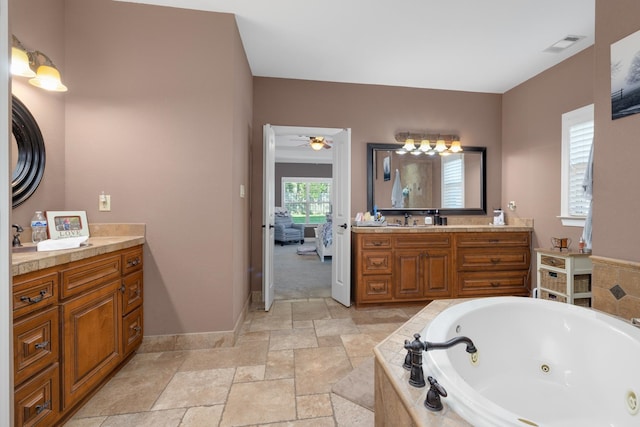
[{"left": 310, "top": 140, "right": 325, "bottom": 151}]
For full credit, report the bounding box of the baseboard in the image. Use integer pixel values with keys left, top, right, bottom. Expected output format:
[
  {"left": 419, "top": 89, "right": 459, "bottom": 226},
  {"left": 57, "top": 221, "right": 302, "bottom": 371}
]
[{"left": 139, "top": 293, "right": 252, "bottom": 353}]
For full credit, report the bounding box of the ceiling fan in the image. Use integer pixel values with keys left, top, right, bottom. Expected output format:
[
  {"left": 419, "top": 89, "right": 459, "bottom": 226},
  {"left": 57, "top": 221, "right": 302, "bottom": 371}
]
[{"left": 298, "top": 136, "right": 332, "bottom": 151}]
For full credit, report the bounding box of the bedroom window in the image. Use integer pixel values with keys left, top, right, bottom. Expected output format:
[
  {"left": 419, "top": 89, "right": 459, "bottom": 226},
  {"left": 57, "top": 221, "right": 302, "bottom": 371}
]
[
  {"left": 282, "top": 178, "right": 331, "bottom": 225},
  {"left": 560, "top": 104, "right": 594, "bottom": 227}
]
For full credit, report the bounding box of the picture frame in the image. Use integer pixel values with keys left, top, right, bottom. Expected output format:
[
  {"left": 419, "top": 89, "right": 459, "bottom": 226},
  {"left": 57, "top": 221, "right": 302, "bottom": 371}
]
[
  {"left": 45, "top": 210, "right": 90, "bottom": 240},
  {"left": 611, "top": 28, "right": 640, "bottom": 120}
]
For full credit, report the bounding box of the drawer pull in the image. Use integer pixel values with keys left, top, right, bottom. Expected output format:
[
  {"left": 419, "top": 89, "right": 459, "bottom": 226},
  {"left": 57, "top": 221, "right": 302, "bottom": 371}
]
[
  {"left": 371, "top": 260, "right": 384, "bottom": 266},
  {"left": 489, "top": 239, "right": 500, "bottom": 243},
  {"left": 490, "top": 258, "right": 501, "bottom": 264},
  {"left": 20, "top": 289, "right": 46, "bottom": 304},
  {"left": 35, "top": 340, "right": 49, "bottom": 350},
  {"left": 35, "top": 400, "right": 51, "bottom": 414},
  {"left": 370, "top": 284, "right": 384, "bottom": 291},
  {"left": 372, "top": 241, "right": 383, "bottom": 246},
  {"left": 127, "top": 257, "right": 141, "bottom": 267},
  {"left": 490, "top": 282, "right": 500, "bottom": 287},
  {"left": 130, "top": 325, "right": 142, "bottom": 332}
]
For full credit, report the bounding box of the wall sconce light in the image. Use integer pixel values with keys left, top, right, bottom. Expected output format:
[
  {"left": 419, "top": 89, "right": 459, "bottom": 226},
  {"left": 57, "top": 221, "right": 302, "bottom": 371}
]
[
  {"left": 394, "top": 132, "right": 463, "bottom": 156},
  {"left": 11, "top": 35, "right": 68, "bottom": 92}
]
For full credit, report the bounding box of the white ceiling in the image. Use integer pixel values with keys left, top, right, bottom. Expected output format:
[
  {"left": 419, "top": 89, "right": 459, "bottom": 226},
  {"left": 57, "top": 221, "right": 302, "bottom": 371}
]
[
  {"left": 119, "top": 0, "right": 595, "bottom": 94},
  {"left": 118, "top": 0, "right": 595, "bottom": 161}
]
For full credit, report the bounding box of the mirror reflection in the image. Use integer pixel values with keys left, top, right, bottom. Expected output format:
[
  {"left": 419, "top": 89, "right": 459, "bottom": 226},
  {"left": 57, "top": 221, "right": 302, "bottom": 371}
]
[{"left": 367, "top": 143, "right": 486, "bottom": 215}]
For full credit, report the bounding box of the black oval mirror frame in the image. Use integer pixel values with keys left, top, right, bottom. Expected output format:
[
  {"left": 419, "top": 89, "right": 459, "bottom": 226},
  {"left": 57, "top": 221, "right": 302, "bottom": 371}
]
[{"left": 12, "top": 95, "right": 46, "bottom": 208}]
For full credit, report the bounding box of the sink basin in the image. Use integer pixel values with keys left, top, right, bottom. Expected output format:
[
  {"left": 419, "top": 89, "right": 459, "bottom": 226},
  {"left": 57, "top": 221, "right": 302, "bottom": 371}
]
[{"left": 12, "top": 245, "right": 38, "bottom": 253}]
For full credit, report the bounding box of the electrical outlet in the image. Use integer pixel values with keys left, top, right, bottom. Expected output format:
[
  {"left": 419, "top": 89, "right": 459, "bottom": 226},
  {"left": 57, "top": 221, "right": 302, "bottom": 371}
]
[
  {"left": 508, "top": 200, "right": 517, "bottom": 211},
  {"left": 99, "top": 194, "right": 111, "bottom": 211}
]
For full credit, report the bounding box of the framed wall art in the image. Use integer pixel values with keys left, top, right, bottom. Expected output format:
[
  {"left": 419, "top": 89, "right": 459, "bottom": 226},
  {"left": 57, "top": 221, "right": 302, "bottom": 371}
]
[
  {"left": 611, "top": 28, "right": 640, "bottom": 120},
  {"left": 45, "top": 210, "right": 90, "bottom": 239}
]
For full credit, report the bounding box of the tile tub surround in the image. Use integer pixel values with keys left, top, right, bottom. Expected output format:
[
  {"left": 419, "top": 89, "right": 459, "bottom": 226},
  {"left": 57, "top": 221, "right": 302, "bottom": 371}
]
[
  {"left": 373, "top": 299, "right": 473, "bottom": 427},
  {"left": 591, "top": 255, "right": 640, "bottom": 321}
]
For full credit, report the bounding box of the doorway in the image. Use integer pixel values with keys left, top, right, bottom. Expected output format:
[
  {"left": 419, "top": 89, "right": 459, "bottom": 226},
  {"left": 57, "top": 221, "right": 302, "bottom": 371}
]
[{"left": 262, "top": 125, "right": 351, "bottom": 310}]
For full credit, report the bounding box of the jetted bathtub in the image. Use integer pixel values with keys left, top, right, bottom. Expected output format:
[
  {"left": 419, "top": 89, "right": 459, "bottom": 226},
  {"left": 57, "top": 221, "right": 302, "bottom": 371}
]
[{"left": 422, "top": 297, "right": 640, "bottom": 427}]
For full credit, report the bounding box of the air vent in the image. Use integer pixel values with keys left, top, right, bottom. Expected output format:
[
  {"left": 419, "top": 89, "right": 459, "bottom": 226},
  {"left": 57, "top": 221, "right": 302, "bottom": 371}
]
[{"left": 544, "top": 35, "right": 585, "bottom": 53}]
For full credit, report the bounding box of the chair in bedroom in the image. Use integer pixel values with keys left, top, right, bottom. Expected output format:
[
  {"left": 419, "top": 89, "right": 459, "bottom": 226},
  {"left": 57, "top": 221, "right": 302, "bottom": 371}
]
[{"left": 274, "top": 210, "right": 305, "bottom": 245}]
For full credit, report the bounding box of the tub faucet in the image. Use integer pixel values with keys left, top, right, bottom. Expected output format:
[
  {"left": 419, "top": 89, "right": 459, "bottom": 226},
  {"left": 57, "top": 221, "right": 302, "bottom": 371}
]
[
  {"left": 404, "top": 334, "right": 478, "bottom": 388},
  {"left": 632, "top": 318, "right": 640, "bottom": 328}
]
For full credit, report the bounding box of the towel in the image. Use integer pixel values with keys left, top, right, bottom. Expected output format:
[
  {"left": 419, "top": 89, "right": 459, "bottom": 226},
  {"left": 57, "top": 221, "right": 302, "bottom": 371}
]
[
  {"left": 37, "top": 236, "right": 89, "bottom": 251},
  {"left": 581, "top": 141, "right": 594, "bottom": 249},
  {"left": 391, "top": 169, "right": 404, "bottom": 208}
]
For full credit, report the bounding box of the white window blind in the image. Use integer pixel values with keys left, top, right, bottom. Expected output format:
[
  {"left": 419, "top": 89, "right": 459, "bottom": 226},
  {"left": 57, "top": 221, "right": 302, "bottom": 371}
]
[
  {"left": 441, "top": 154, "right": 464, "bottom": 208},
  {"left": 560, "top": 104, "right": 593, "bottom": 226}
]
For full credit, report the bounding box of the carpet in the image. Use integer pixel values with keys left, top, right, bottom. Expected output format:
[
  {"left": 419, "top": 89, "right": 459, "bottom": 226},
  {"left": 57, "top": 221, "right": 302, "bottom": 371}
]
[
  {"left": 274, "top": 240, "right": 331, "bottom": 299},
  {"left": 331, "top": 357, "right": 375, "bottom": 411}
]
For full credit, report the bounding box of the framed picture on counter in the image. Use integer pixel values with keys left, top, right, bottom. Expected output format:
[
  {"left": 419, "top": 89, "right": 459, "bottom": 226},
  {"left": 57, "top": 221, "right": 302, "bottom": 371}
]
[{"left": 45, "top": 210, "right": 90, "bottom": 239}]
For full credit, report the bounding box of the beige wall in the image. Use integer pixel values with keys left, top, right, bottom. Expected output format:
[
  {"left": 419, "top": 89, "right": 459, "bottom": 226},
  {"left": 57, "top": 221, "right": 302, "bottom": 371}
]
[
  {"left": 10, "top": 0, "right": 66, "bottom": 224},
  {"left": 10, "top": 0, "right": 253, "bottom": 335},
  {"left": 593, "top": 0, "right": 640, "bottom": 262},
  {"left": 250, "top": 78, "right": 503, "bottom": 292},
  {"left": 502, "top": 47, "right": 595, "bottom": 253}
]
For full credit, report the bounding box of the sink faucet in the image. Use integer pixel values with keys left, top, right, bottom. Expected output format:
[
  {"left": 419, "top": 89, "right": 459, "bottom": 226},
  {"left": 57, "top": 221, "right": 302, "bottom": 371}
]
[
  {"left": 12, "top": 224, "right": 23, "bottom": 247},
  {"left": 404, "top": 212, "right": 411, "bottom": 226}
]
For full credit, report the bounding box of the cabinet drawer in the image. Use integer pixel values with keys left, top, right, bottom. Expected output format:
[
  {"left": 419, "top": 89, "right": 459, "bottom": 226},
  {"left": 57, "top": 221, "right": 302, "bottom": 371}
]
[
  {"left": 123, "top": 306, "right": 144, "bottom": 356},
  {"left": 14, "top": 306, "right": 59, "bottom": 386},
  {"left": 457, "top": 248, "right": 530, "bottom": 271},
  {"left": 121, "top": 270, "right": 143, "bottom": 315},
  {"left": 14, "top": 362, "right": 60, "bottom": 427},
  {"left": 539, "top": 255, "right": 566, "bottom": 269},
  {"left": 358, "top": 275, "right": 393, "bottom": 302},
  {"left": 394, "top": 233, "right": 451, "bottom": 248},
  {"left": 457, "top": 271, "right": 530, "bottom": 297},
  {"left": 456, "top": 232, "right": 530, "bottom": 248},
  {"left": 122, "top": 247, "right": 143, "bottom": 276},
  {"left": 60, "top": 254, "right": 121, "bottom": 299},
  {"left": 13, "top": 270, "right": 58, "bottom": 319},
  {"left": 359, "top": 235, "right": 392, "bottom": 249},
  {"left": 360, "top": 250, "right": 393, "bottom": 274}
]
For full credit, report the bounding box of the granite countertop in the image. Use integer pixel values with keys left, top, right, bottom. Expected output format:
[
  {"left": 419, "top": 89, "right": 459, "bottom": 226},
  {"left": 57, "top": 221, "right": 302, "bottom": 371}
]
[
  {"left": 12, "top": 223, "right": 145, "bottom": 277},
  {"left": 352, "top": 224, "right": 532, "bottom": 233},
  {"left": 373, "top": 298, "right": 473, "bottom": 427}
]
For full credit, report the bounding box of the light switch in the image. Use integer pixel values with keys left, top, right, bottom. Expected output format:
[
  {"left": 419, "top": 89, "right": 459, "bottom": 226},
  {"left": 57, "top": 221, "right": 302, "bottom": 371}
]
[
  {"left": 240, "top": 184, "right": 245, "bottom": 198},
  {"left": 99, "top": 194, "right": 111, "bottom": 211}
]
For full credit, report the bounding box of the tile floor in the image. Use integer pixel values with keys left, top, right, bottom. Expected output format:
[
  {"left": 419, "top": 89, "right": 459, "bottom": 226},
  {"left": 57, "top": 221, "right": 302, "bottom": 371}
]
[{"left": 66, "top": 298, "right": 426, "bottom": 427}]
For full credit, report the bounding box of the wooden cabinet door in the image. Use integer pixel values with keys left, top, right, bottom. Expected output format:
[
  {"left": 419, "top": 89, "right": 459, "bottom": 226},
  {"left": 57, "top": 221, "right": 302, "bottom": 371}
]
[
  {"left": 61, "top": 280, "right": 122, "bottom": 410},
  {"left": 421, "top": 249, "right": 452, "bottom": 298},
  {"left": 394, "top": 250, "right": 423, "bottom": 299}
]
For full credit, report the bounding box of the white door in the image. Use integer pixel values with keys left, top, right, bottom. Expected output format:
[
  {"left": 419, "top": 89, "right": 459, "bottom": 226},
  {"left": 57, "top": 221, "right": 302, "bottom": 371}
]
[
  {"left": 262, "top": 124, "right": 276, "bottom": 311},
  {"left": 331, "top": 129, "right": 352, "bottom": 306}
]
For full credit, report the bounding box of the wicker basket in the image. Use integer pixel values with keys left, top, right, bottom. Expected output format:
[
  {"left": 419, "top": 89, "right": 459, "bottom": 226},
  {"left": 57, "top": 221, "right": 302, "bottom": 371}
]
[
  {"left": 540, "top": 270, "right": 566, "bottom": 293},
  {"left": 540, "top": 289, "right": 565, "bottom": 303},
  {"left": 573, "top": 274, "right": 591, "bottom": 293}
]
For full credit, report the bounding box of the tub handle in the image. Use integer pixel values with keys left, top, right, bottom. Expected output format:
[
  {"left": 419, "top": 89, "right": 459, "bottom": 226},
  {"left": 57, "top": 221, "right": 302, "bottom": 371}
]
[{"left": 424, "top": 376, "right": 448, "bottom": 411}]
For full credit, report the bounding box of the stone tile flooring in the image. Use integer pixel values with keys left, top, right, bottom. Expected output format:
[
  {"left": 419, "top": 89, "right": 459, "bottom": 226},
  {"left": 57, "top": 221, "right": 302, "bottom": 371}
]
[{"left": 66, "top": 298, "right": 425, "bottom": 427}]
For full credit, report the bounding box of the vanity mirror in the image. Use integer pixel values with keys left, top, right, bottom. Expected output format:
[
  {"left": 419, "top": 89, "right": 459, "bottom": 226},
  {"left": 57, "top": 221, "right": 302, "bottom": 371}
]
[
  {"left": 12, "top": 95, "right": 46, "bottom": 208},
  {"left": 367, "top": 143, "right": 486, "bottom": 216}
]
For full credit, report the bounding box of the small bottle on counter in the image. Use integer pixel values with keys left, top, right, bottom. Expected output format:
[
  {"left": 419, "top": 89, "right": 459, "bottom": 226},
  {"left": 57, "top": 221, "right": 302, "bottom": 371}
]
[
  {"left": 578, "top": 237, "right": 585, "bottom": 253},
  {"left": 433, "top": 209, "right": 440, "bottom": 226},
  {"left": 31, "top": 211, "right": 48, "bottom": 243}
]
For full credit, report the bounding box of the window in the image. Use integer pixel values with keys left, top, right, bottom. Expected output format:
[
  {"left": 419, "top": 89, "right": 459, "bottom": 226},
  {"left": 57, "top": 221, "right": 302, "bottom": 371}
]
[
  {"left": 441, "top": 154, "right": 464, "bottom": 208},
  {"left": 282, "top": 178, "right": 331, "bottom": 225},
  {"left": 560, "top": 104, "right": 594, "bottom": 226}
]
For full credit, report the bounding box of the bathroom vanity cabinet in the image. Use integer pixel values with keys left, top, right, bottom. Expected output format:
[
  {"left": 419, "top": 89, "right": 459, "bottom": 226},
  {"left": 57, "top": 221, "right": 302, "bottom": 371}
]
[
  {"left": 353, "top": 228, "right": 531, "bottom": 306},
  {"left": 12, "top": 238, "right": 144, "bottom": 427},
  {"left": 535, "top": 248, "right": 592, "bottom": 306}
]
